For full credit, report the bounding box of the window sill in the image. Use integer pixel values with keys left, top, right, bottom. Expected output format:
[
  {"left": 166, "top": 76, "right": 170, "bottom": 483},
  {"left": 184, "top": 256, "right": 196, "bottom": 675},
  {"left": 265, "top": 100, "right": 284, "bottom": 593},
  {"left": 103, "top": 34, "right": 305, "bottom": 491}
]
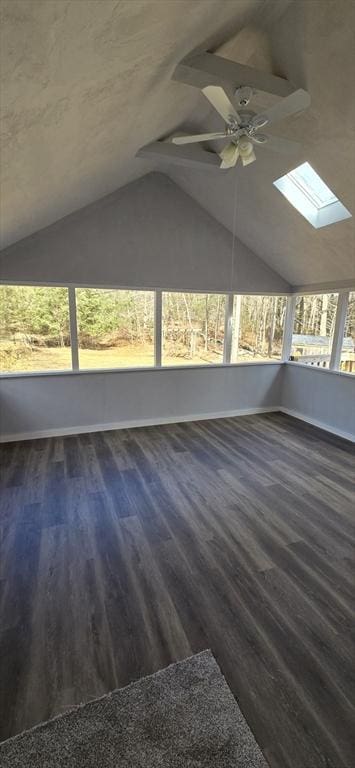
[
  {"left": 286, "top": 361, "right": 355, "bottom": 379},
  {"left": 0, "top": 360, "right": 283, "bottom": 380},
  {"left": 2, "top": 361, "right": 353, "bottom": 381}
]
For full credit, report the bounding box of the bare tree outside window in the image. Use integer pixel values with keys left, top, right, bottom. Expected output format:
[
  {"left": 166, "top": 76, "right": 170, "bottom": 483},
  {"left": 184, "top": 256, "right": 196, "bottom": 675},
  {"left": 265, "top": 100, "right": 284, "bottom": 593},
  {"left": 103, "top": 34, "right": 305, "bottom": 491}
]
[
  {"left": 231, "top": 295, "right": 286, "bottom": 362},
  {"left": 291, "top": 293, "right": 338, "bottom": 368},
  {"left": 341, "top": 291, "right": 355, "bottom": 374},
  {"left": 162, "top": 293, "right": 225, "bottom": 366}
]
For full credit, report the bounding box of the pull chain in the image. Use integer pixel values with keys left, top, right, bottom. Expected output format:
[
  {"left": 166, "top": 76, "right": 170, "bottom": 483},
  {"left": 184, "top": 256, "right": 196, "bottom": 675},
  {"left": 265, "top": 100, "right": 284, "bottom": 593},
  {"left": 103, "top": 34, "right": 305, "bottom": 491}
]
[{"left": 230, "top": 166, "right": 238, "bottom": 292}]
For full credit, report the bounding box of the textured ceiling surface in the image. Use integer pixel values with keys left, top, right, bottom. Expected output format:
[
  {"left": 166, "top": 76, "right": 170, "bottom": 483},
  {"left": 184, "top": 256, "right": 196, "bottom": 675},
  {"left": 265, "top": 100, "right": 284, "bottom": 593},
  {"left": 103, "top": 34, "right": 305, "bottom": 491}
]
[
  {"left": 0, "top": 0, "right": 269, "bottom": 247},
  {"left": 0, "top": 0, "right": 354, "bottom": 285},
  {"left": 170, "top": 0, "right": 355, "bottom": 286}
]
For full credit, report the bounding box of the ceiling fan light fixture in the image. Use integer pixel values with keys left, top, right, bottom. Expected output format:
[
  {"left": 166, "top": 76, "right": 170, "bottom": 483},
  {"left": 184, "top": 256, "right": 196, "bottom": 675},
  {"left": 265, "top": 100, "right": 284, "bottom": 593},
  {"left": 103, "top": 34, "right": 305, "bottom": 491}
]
[
  {"left": 238, "top": 136, "right": 256, "bottom": 166},
  {"left": 241, "top": 148, "right": 256, "bottom": 166},
  {"left": 238, "top": 136, "right": 253, "bottom": 152},
  {"left": 220, "top": 142, "right": 239, "bottom": 168}
]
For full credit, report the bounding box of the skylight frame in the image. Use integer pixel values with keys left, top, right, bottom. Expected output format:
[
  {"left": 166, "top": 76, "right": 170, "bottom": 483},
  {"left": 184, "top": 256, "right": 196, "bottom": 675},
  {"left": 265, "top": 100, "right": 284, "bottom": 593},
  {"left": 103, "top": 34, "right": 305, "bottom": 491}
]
[{"left": 273, "top": 162, "right": 352, "bottom": 228}]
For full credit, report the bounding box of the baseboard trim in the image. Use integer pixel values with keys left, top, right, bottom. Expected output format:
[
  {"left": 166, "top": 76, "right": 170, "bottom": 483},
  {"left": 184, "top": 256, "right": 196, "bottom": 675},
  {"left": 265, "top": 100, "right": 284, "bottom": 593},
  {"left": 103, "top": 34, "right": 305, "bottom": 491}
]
[
  {"left": 2, "top": 405, "right": 353, "bottom": 444},
  {"left": 0, "top": 406, "right": 280, "bottom": 443},
  {"left": 279, "top": 407, "right": 355, "bottom": 443}
]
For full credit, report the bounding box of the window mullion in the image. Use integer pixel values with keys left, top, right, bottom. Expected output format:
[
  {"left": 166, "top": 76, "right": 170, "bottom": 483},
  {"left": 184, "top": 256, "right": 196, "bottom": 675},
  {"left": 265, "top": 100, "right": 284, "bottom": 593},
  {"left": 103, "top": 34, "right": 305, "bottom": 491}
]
[
  {"left": 154, "top": 290, "right": 162, "bottom": 367},
  {"left": 330, "top": 292, "right": 349, "bottom": 371},
  {"left": 223, "top": 293, "right": 233, "bottom": 364},
  {"left": 68, "top": 286, "right": 79, "bottom": 370},
  {"left": 282, "top": 295, "right": 297, "bottom": 362}
]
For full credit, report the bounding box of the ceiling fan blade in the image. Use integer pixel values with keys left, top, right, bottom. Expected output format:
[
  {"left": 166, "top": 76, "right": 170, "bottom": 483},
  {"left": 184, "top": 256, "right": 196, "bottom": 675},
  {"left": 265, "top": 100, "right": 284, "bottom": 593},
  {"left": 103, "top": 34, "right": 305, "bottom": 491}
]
[
  {"left": 172, "top": 131, "right": 227, "bottom": 145},
  {"left": 261, "top": 134, "right": 301, "bottom": 154},
  {"left": 220, "top": 142, "right": 239, "bottom": 169},
  {"left": 202, "top": 85, "right": 241, "bottom": 125},
  {"left": 251, "top": 89, "right": 310, "bottom": 129}
]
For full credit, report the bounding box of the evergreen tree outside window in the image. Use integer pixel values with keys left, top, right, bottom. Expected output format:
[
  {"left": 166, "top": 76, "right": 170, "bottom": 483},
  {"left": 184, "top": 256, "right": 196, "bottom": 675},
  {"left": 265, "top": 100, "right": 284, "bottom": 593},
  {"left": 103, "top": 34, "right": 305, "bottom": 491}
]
[
  {"left": 76, "top": 289, "right": 154, "bottom": 369},
  {"left": 0, "top": 286, "right": 71, "bottom": 373}
]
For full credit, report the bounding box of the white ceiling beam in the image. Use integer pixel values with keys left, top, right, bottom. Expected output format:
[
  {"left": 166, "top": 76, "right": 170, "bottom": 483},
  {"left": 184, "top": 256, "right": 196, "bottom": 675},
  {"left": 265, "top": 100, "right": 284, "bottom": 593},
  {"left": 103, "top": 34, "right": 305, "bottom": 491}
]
[
  {"left": 173, "top": 51, "right": 294, "bottom": 99},
  {"left": 136, "top": 141, "right": 222, "bottom": 170}
]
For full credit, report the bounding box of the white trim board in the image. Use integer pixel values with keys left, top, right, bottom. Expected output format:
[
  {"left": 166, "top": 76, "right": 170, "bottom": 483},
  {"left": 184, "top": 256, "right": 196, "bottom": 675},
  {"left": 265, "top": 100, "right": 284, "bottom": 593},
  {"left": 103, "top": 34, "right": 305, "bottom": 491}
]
[
  {"left": 0, "top": 278, "right": 291, "bottom": 296},
  {"left": 279, "top": 407, "right": 355, "bottom": 443},
  {"left": 1, "top": 405, "right": 354, "bottom": 443},
  {"left": 0, "top": 406, "right": 280, "bottom": 443},
  {"left": 292, "top": 279, "right": 355, "bottom": 295}
]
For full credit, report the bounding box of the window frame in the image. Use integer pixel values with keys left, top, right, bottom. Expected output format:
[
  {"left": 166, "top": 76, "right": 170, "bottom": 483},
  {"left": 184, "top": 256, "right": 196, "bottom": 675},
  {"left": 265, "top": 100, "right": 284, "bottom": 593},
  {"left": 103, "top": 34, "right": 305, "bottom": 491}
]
[
  {"left": 75, "top": 286, "right": 156, "bottom": 371},
  {"left": 161, "top": 290, "right": 227, "bottom": 368},
  {"left": 273, "top": 162, "right": 352, "bottom": 229},
  {"left": 0, "top": 284, "right": 73, "bottom": 375},
  {"left": 0, "top": 281, "right": 354, "bottom": 378},
  {"left": 284, "top": 288, "right": 355, "bottom": 375},
  {"left": 230, "top": 293, "right": 288, "bottom": 364}
]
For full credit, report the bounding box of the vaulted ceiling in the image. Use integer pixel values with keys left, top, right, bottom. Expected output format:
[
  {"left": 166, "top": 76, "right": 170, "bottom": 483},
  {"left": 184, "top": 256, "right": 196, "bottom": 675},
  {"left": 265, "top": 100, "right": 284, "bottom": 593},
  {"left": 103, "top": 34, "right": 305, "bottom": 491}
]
[{"left": 1, "top": 0, "right": 354, "bottom": 286}]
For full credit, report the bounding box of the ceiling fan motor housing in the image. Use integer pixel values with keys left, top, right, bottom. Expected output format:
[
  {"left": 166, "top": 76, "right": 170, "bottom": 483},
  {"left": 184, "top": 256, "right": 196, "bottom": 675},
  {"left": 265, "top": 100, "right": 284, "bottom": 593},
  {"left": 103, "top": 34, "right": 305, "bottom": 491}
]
[{"left": 235, "top": 85, "right": 254, "bottom": 107}]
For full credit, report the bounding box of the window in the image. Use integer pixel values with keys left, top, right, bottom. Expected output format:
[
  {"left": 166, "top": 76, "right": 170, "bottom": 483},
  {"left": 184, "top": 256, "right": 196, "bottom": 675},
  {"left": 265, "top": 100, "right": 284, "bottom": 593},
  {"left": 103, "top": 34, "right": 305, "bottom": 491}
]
[
  {"left": 162, "top": 292, "right": 225, "bottom": 366},
  {"left": 231, "top": 295, "right": 286, "bottom": 362},
  {"left": 274, "top": 162, "right": 352, "bottom": 228},
  {"left": 291, "top": 293, "right": 338, "bottom": 368},
  {"left": 340, "top": 291, "right": 355, "bottom": 374},
  {"left": 76, "top": 289, "right": 154, "bottom": 369},
  {"left": 0, "top": 286, "right": 72, "bottom": 373}
]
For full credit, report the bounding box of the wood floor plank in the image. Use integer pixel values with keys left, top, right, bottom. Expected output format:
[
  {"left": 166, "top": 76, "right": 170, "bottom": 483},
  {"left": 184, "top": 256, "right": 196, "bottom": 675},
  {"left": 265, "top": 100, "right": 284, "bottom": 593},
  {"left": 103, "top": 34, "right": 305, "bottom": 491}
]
[{"left": 0, "top": 412, "right": 354, "bottom": 768}]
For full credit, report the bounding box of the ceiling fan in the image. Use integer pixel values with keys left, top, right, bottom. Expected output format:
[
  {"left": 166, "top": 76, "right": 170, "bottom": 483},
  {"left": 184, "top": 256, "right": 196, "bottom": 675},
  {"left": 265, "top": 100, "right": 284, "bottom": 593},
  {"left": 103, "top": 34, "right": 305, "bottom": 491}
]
[{"left": 171, "top": 85, "right": 310, "bottom": 168}]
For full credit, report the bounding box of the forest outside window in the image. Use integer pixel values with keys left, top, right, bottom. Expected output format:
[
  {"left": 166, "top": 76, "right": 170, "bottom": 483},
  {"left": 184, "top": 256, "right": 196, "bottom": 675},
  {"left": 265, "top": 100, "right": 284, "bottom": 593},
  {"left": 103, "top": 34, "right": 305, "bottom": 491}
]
[
  {"left": 0, "top": 285, "right": 72, "bottom": 373},
  {"left": 291, "top": 293, "right": 338, "bottom": 368},
  {"left": 3, "top": 284, "right": 352, "bottom": 377},
  {"left": 340, "top": 291, "right": 355, "bottom": 374},
  {"left": 76, "top": 288, "right": 155, "bottom": 369},
  {"left": 230, "top": 295, "right": 286, "bottom": 362},
  {"left": 162, "top": 292, "right": 225, "bottom": 366}
]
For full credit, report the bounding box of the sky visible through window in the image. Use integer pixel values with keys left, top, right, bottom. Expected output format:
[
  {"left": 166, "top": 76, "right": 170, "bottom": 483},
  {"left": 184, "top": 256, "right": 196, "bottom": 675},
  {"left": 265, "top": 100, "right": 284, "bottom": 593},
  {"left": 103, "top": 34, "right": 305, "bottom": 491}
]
[
  {"left": 287, "top": 162, "right": 337, "bottom": 209},
  {"left": 274, "top": 162, "right": 351, "bottom": 227}
]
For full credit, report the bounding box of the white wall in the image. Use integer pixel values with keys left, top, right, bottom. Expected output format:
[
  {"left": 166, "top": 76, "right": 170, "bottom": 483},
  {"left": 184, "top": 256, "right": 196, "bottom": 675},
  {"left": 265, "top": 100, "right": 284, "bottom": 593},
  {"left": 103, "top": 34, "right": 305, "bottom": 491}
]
[
  {"left": 0, "top": 173, "right": 289, "bottom": 294},
  {"left": 1, "top": 362, "right": 354, "bottom": 442},
  {"left": 0, "top": 363, "right": 283, "bottom": 441},
  {"left": 282, "top": 363, "right": 355, "bottom": 441}
]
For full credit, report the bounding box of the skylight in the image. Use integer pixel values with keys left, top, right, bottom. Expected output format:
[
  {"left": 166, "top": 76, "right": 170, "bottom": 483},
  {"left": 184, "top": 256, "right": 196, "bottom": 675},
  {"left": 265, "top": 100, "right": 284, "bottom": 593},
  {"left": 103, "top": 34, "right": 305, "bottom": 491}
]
[{"left": 273, "top": 162, "right": 352, "bottom": 228}]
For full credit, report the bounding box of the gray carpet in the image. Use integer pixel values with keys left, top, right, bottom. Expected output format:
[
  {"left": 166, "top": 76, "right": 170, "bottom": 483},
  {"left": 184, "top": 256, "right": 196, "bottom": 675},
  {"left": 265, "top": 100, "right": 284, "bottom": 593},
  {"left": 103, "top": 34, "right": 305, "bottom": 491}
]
[{"left": 0, "top": 650, "right": 268, "bottom": 767}]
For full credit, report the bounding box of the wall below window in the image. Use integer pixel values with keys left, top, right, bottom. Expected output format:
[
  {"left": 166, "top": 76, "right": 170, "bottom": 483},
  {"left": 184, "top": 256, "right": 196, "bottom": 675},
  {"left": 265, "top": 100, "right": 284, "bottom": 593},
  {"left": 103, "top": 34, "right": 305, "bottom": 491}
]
[
  {"left": 281, "top": 363, "right": 355, "bottom": 441},
  {"left": 1, "top": 362, "right": 354, "bottom": 443},
  {"left": 0, "top": 363, "right": 283, "bottom": 441}
]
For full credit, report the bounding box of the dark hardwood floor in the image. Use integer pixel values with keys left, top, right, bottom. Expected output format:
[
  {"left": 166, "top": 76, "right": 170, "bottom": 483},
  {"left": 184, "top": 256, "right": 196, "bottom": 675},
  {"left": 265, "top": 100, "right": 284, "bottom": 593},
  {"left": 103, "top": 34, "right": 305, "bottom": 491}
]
[{"left": 0, "top": 412, "right": 354, "bottom": 767}]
